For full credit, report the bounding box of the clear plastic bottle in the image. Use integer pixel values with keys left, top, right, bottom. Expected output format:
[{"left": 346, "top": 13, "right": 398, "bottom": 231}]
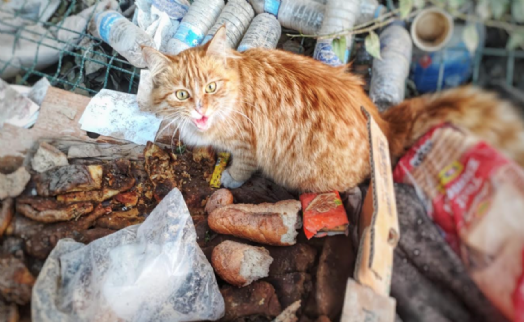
[
  {"left": 202, "top": 0, "right": 255, "bottom": 48},
  {"left": 357, "top": 0, "right": 387, "bottom": 25},
  {"left": 166, "top": 0, "right": 225, "bottom": 55},
  {"left": 94, "top": 10, "right": 156, "bottom": 68},
  {"left": 313, "top": 0, "right": 361, "bottom": 66},
  {"left": 369, "top": 22, "right": 413, "bottom": 112},
  {"left": 247, "top": 0, "right": 324, "bottom": 35},
  {"left": 237, "top": 13, "right": 281, "bottom": 52}
]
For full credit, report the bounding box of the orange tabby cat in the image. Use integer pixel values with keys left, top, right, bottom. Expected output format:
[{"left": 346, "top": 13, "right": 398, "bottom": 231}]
[{"left": 142, "top": 26, "right": 524, "bottom": 193}]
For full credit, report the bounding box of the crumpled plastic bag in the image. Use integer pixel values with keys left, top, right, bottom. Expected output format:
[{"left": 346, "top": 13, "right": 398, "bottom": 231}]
[{"left": 32, "top": 188, "right": 225, "bottom": 322}]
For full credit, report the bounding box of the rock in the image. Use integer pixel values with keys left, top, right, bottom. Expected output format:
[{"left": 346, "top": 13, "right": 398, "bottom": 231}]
[
  {"left": 315, "top": 235, "right": 355, "bottom": 319},
  {"left": 267, "top": 244, "right": 317, "bottom": 276},
  {"left": 0, "top": 167, "right": 30, "bottom": 200},
  {"left": 220, "top": 281, "right": 282, "bottom": 321},
  {"left": 230, "top": 174, "right": 296, "bottom": 204},
  {"left": 31, "top": 142, "right": 68, "bottom": 173},
  {"left": 0, "top": 254, "right": 35, "bottom": 305},
  {"left": 266, "top": 273, "right": 312, "bottom": 309}
]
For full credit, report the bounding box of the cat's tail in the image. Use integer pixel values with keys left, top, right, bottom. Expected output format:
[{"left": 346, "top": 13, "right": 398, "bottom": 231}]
[{"left": 382, "top": 85, "right": 524, "bottom": 167}]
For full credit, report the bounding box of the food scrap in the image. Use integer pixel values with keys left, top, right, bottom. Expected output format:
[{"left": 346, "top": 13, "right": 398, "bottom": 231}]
[
  {"left": 299, "top": 191, "right": 349, "bottom": 239},
  {"left": 210, "top": 152, "right": 230, "bottom": 188}
]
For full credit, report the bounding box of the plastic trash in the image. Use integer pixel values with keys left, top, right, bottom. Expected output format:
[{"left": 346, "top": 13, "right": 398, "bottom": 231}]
[
  {"left": 94, "top": 10, "right": 156, "bottom": 68},
  {"left": 134, "top": 0, "right": 189, "bottom": 52},
  {"left": 166, "top": 0, "right": 225, "bottom": 55},
  {"left": 248, "top": 0, "right": 324, "bottom": 35},
  {"left": 202, "top": 0, "right": 255, "bottom": 48},
  {"left": 32, "top": 188, "right": 225, "bottom": 322},
  {"left": 313, "top": 0, "right": 361, "bottom": 66},
  {"left": 356, "top": 0, "right": 387, "bottom": 25},
  {"left": 369, "top": 22, "right": 412, "bottom": 112},
  {"left": 237, "top": 13, "right": 281, "bottom": 52}
]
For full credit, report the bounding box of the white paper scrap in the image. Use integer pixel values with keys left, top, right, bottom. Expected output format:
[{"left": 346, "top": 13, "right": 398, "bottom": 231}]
[{"left": 79, "top": 89, "right": 162, "bottom": 145}]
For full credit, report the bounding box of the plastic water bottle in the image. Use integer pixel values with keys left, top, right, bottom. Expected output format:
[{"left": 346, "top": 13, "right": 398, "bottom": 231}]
[
  {"left": 94, "top": 11, "right": 156, "bottom": 68},
  {"left": 313, "top": 0, "right": 361, "bottom": 66},
  {"left": 357, "top": 0, "right": 387, "bottom": 25},
  {"left": 202, "top": 0, "right": 255, "bottom": 48},
  {"left": 247, "top": 0, "right": 325, "bottom": 35},
  {"left": 237, "top": 13, "right": 281, "bottom": 52},
  {"left": 166, "top": 0, "right": 225, "bottom": 55},
  {"left": 369, "top": 22, "right": 413, "bottom": 112}
]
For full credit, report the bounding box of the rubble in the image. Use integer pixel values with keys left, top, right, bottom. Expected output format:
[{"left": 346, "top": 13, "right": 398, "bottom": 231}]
[
  {"left": 266, "top": 272, "right": 312, "bottom": 310},
  {"left": 31, "top": 142, "right": 69, "bottom": 173},
  {"left": 267, "top": 244, "right": 317, "bottom": 276},
  {"left": 0, "top": 198, "right": 14, "bottom": 237}
]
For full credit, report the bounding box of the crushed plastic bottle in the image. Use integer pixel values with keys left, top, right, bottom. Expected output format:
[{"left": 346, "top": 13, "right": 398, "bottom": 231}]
[
  {"left": 248, "top": 0, "right": 324, "bottom": 35},
  {"left": 369, "top": 21, "right": 413, "bottom": 112},
  {"left": 357, "top": 0, "right": 387, "bottom": 25},
  {"left": 166, "top": 0, "right": 225, "bottom": 55},
  {"left": 202, "top": 0, "right": 255, "bottom": 48},
  {"left": 94, "top": 10, "right": 156, "bottom": 68},
  {"left": 237, "top": 13, "right": 281, "bottom": 52},
  {"left": 313, "top": 0, "right": 361, "bottom": 66}
]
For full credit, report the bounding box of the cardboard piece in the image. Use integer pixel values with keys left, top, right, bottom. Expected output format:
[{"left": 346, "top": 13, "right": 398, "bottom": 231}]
[{"left": 340, "top": 107, "right": 400, "bottom": 322}]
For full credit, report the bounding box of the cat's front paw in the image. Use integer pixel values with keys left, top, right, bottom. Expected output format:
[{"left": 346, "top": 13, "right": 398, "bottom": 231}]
[{"left": 221, "top": 170, "right": 246, "bottom": 189}]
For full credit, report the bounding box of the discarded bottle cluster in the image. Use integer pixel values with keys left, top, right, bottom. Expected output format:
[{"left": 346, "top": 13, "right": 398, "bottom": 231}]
[{"left": 93, "top": 0, "right": 481, "bottom": 111}]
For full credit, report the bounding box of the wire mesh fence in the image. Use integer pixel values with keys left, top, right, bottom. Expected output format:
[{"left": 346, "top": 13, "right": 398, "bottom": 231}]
[{"left": 0, "top": 0, "right": 522, "bottom": 97}]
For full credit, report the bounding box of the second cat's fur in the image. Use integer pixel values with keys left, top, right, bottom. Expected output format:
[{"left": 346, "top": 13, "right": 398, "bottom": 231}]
[{"left": 143, "top": 26, "right": 524, "bottom": 193}]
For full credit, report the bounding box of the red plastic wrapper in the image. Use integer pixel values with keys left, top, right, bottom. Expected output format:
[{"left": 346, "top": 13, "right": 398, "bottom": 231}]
[
  {"left": 300, "top": 191, "right": 349, "bottom": 239},
  {"left": 393, "top": 123, "right": 524, "bottom": 321}
]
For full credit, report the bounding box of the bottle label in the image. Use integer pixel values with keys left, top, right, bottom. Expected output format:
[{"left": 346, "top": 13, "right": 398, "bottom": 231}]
[
  {"left": 174, "top": 22, "right": 204, "bottom": 47},
  {"left": 151, "top": 0, "right": 189, "bottom": 20},
  {"left": 98, "top": 12, "right": 124, "bottom": 44},
  {"left": 313, "top": 40, "right": 344, "bottom": 67},
  {"left": 264, "top": 0, "right": 281, "bottom": 17}
]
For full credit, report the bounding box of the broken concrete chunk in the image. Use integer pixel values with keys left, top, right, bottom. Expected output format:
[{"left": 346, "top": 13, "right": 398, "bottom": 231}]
[
  {"left": 35, "top": 165, "right": 103, "bottom": 196},
  {"left": 220, "top": 281, "right": 282, "bottom": 321},
  {"left": 0, "top": 254, "right": 35, "bottom": 305},
  {"left": 31, "top": 142, "right": 69, "bottom": 173},
  {"left": 266, "top": 273, "right": 312, "bottom": 310},
  {"left": 0, "top": 300, "right": 19, "bottom": 322},
  {"left": 316, "top": 236, "right": 356, "bottom": 319},
  {"left": 0, "top": 167, "right": 30, "bottom": 200},
  {"left": 16, "top": 196, "right": 94, "bottom": 223},
  {"left": 0, "top": 198, "right": 14, "bottom": 237},
  {"left": 267, "top": 244, "right": 317, "bottom": 276}
]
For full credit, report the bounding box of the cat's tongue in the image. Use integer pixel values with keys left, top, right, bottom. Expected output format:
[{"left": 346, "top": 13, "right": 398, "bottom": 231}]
[{"left": 194, "top": 116, "right": 208, "bottom": 130}]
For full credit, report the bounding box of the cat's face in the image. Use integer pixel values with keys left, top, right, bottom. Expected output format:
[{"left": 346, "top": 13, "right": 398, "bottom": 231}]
[{"left": 143, "top": 26, "right": 238, "bottom": 134}]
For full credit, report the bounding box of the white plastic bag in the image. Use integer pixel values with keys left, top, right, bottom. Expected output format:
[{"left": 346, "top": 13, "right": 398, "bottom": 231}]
[{"left": 32, "top": 188, "right": 225, "bottom": 322}]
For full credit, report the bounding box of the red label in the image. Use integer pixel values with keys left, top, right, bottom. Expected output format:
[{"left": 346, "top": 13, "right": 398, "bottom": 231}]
[{"left": 300, "top": 191, "right": 348, "bottom": 239}]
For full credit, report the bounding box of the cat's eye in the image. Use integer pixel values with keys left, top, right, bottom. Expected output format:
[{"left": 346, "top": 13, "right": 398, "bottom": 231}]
[
  {"left": 176, "top": 90, "right": 189, "bottom": 100},
  {"left": 205, "top": 82, "right": 217, "bottom": 93}
]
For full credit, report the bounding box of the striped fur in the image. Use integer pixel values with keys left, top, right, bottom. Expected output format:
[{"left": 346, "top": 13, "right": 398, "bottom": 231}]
[{"left": 143, "top": 26, "right": 524, "bottom": 192}]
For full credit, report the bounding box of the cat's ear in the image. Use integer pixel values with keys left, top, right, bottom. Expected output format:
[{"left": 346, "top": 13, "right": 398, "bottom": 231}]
[
  {"left": 205, "top": 24, "right": 228, "bottom": 61},
  {"left": 142, "top": 46, "right": 170, "bottom": 74}
]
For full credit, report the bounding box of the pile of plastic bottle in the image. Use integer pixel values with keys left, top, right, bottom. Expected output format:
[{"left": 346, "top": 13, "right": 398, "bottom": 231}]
[{"left": 93, "top": 0, "right": 446, "bottom": 111}]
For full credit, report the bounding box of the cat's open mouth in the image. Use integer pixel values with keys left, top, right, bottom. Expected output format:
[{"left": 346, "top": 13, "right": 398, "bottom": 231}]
[{"left": 193, "top": 115, "right": 209, "bottom": 131}]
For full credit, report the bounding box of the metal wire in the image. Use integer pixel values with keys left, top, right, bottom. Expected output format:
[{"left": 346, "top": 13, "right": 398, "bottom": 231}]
[{"left": 0, "top": 0, "right": 522, "bottom": 96}]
